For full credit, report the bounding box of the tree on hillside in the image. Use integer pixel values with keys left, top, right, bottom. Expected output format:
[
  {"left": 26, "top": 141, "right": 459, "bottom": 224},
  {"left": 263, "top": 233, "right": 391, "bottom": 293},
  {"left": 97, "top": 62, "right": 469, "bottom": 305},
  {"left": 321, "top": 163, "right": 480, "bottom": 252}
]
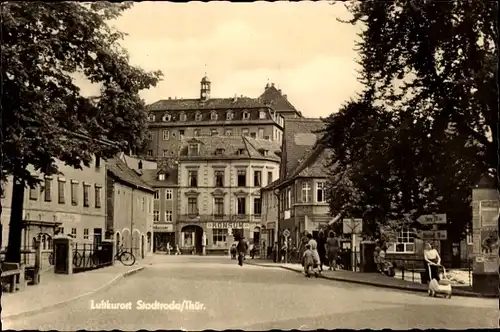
[
  {"left": 321, "top": 0, "right": 497, "bottom": 243},
  {"left": 1, "top": 2, "right": 162, "bottom": 262}
]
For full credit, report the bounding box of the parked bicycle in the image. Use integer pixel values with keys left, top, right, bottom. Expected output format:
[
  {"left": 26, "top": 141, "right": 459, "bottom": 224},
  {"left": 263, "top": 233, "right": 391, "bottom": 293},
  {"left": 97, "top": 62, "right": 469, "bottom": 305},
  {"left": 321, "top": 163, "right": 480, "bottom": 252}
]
[{"left": 115, "top": 245, "right": 136, "bottom": 266}]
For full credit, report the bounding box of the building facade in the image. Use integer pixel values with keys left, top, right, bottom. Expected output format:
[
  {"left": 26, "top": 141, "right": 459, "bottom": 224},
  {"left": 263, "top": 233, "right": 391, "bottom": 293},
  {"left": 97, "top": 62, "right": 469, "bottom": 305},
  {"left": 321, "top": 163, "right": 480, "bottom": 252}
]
[
  {"left": 143, "top": 77, "right": 293, "bottom": 160},
  {"left": 1, "top": 156, "right": 106, "bottom": 252},
  {"left": 176, "top": 135, "right": 281, "bottom": 255},
  {"left": 106, "top": 156, "right": 155, "bottom": 259}
]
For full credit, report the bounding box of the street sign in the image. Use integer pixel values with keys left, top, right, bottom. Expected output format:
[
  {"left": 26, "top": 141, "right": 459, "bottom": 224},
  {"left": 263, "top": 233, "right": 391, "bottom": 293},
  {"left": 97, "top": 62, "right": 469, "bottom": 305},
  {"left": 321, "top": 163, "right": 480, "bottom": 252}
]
[
  {"left": 283, "top": 229, "right": 290, "bottom": 237},
  {"left": 343, "top": 218, "right": 362, "bottom": 234},
  {"left": 419, "top": 230, "right": 447, "bottom": 240},
  {"left": 417, "top": 213, "right": 447, "bottom": 225}
]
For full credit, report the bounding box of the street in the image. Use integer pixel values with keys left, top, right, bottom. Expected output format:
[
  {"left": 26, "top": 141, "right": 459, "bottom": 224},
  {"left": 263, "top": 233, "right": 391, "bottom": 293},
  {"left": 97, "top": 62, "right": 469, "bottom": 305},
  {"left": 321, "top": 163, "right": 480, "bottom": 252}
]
[{"left": 2, "top": 255, "right": 498, "bottom": 330}]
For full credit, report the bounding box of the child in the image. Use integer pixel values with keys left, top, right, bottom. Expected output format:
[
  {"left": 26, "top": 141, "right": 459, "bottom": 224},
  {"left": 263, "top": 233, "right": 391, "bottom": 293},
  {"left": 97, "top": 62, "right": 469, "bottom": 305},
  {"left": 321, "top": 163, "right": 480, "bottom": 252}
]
[{"left": 302, "top": 244, "right": 318, "bottom": 278}]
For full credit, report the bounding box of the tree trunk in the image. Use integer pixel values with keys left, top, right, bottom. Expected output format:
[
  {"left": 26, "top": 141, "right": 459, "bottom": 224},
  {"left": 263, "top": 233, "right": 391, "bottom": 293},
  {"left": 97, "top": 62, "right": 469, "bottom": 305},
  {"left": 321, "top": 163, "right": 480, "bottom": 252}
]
[{"left": 5, "top": 176, "right": 25, "bottom": 263}]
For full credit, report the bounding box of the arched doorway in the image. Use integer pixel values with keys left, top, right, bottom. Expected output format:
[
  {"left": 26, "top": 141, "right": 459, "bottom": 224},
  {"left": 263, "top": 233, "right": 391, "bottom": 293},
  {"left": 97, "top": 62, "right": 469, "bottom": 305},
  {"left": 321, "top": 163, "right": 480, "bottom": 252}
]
[{"left": 181, "top": 225, "right": 203, "bottom": 254}]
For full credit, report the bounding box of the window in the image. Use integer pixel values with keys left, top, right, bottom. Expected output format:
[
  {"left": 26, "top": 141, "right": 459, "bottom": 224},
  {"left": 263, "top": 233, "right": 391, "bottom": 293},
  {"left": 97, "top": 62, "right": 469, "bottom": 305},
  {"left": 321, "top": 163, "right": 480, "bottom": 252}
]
[
  {"left": 153, "top": 190, "right": 160, "bottom": 221},
  {"left": 387, "top": 228, "right": 415, "bottom": 253},
  {"left": 258, "top": 128, "right": 264, "bottom": 139},
  {"left": 165, "top": 211, "right": 173, "bottom": 222},
  {"left": 188, "top": 170, "right": 198, "bottom": 187},
  {"left": 84, "top": 228, "right": 89, "bottom": 240},
  {"left": 180, "top": 113, "right": 187, "bottom": 121},
  {"left": 179, "top": 130, "right": 185, "bottom": 138},
  {"left": 189, "top": 143, "right": 199, "bottom": 156},
  {"left": 58, "top": 178, "right": 65, "bottom": 204},
  {"left": 141, "top": 197, "right": 145, "bottom": 211},
  {"left": 71, "top": 181, "right": 78, "bottom": 206},
  {"left": 162, "top": 150, "right": 168, "bottom": 157},
  {"left": 211, "top": 112, "right": 218, "bottom": 120},
  {"left": 71, "top": 228, "right": 77, "bottom": 237},
  {"left": 165, "top": 189, "right": 173, "bottom": 200},
  {"left": 237, "top": 148, "right": 245, "bottom": 155},
  {"left": 215, "top": 148, "right": 225, "bottom": 155},
  {"left": 214, "top": 171, "right": 224, "bottom": 187},
  {"left": 147, "top": 150, "right": 153, "bottom": 157},
  {"left": 301, "top": 182, "right": 311, "bottom": 203},
  {"left": 237, "top": 170, "right": 246, "bottom": 187},
  {"left": 162, "top": 113, "right": 171, "bottom": 122},
  {"left": 95, "top": 185, "right": 102, "bottom": 208},
  {"left": 317, "top": 182, "right": 325, "bottom": 202},
  {"left": 195, "top": 112, "right": 202, "bottom": 121},
  {"left": 44, "top": 178, "right": 52, "bottom": 202},
  {"left": 226, "top": 111, "right": 233, "bottom": 120},
  {"left": 267, "top": 171, "right": 273, "bottom": 185},
  {"left": 225, "top": 129, "right": 232, "bottom": 136},
  {"left": 237, "top": 197, "right": 246, "bottom": 215},
  {"left": 253, "top": 170, "right": 261, "bottom": 187},
  {"left": 188, "top": 197, "right": 198, "bottom": 215},
  {"left": 253, "top": 197, "right": 262, "bottom": 215},
  {"left": 242, "top": 111, "right": 250, "bottom": 120},
  {"left": 210, "top": 128, "right": 218, "bottom": 136},
  {"left": 259, "top": 111, "right": 266, "bottom": 119},
  {"left": 83, "top": 184, "right": 90, "bottom": 207},
  {"left": 466, "top": 225, "right": 473, "bottom": 245},
  {"left": 162, "top": 130, "right": 169, "bottom": 140},
  {"left": 194, "top": 129, "right": 200, "bottom": 137},
  {"left": 214, "top": 197, "right": 224, "bottom": 218},
  {"left": 29, "top": 184, "right": 38, "bottom": 200},
  {"left": 242, "top": 129, "right": 249, "bottom": 136},
  {"left": 159, "top": 173, "right": 166, "bottom": 180},
  {"left": 148, "top": 114, "right": 155, "bottom": 122},
  {"left": 285, "top": 187, "right": 291, "bottom": 209},
  {"left": 213, "top": 228, "right": 228, "bottom": 246}
]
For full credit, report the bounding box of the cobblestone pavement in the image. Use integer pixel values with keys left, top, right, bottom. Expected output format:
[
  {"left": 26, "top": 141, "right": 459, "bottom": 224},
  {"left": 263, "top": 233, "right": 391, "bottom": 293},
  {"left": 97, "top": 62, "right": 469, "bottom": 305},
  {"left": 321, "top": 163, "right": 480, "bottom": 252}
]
[{"left": 2, "top": 255, "right": 497, "bottom": 330}]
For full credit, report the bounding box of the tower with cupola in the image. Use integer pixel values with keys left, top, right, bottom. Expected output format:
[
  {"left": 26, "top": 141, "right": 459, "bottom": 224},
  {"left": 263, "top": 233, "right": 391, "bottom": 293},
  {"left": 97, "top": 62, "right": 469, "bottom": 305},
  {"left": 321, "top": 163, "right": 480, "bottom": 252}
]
[{"left": 200, "top": 75, "right": 211, "bottom": 101}]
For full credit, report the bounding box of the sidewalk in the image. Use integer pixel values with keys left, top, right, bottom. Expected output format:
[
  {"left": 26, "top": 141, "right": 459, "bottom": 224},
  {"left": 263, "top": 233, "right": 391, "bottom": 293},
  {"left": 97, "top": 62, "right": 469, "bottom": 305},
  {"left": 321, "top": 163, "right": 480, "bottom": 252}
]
[
  {"left": 246, "top": 259, "right": 496, "bottom": 298},
  {"left": 1, "top": 256, "right": 154, "bottom": 319}
]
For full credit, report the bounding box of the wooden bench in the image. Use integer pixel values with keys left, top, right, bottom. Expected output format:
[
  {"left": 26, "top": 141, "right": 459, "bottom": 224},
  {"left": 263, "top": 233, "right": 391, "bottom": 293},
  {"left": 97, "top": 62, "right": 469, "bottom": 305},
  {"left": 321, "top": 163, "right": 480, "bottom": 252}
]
[
  {"left": 25, "top": 265, "right": 41, "bottom": 285},
  {"left": 1, "top": 262, "right": 21, "bottom": 293}
]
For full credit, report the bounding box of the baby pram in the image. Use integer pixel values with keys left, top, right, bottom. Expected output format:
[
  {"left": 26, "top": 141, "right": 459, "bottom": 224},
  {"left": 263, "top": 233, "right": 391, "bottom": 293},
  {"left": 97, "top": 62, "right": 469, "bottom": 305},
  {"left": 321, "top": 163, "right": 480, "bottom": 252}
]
[{"left": 428, "top": 264, "right": 452, "bottom": 299}]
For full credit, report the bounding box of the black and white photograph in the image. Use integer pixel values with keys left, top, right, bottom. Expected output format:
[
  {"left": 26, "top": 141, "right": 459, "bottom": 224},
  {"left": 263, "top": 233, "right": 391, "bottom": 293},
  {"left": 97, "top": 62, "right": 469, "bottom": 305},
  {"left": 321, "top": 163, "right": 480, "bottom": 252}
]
[{"left": 0, "top": 1, "right": 498, "bottom": 330}]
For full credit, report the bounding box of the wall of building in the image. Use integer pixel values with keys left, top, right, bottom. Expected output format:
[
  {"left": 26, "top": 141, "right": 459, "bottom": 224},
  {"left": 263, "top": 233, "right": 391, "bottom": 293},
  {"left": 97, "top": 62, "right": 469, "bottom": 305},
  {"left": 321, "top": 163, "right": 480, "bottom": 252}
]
[
  {"left": 112, "top": 182, "right": 154, "bottom": 259},
  {"left": 1, "top": 157, "right": 106, "bottom": 249},
  {"left": 152, "top": 186, "right": 177, "bottom": 251},
  {"left": 176, "top": 159, "right": 279, "bottom": 254}
]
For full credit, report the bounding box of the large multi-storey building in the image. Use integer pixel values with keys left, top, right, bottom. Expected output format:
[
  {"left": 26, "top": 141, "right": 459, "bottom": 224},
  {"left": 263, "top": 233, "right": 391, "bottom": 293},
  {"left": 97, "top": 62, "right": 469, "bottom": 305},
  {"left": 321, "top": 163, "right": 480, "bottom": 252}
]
[
  {"left": 143, "top": 77, "right": 303, "bottom": 159},
  {"left": 176, "top": 135, "right": 281, "bottom": 255}
]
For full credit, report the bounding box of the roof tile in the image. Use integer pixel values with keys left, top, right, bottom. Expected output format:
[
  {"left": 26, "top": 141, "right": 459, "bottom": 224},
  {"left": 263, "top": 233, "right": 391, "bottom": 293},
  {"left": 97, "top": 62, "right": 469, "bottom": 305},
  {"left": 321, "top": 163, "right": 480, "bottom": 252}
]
[{"left": 106, "top": 157, "right": 154, "bottom": 192}]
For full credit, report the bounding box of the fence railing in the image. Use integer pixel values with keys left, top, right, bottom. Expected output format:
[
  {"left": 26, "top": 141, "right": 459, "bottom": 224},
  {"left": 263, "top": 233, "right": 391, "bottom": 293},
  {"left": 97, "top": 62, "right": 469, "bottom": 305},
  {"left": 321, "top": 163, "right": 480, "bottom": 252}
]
[
  {"left": 389, "top": 257, "right": 473, "bottom": 286},
  {"left": 73, "top": 243, "right": 113, "bottom": 273},
  {"left": 0, "top": 246, "right": 53, "bottom": 269}
]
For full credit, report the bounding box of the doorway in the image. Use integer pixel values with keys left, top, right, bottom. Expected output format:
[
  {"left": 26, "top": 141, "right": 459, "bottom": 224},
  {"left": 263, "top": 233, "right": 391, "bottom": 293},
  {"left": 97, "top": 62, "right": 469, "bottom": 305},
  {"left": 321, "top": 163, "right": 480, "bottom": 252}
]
[{"left": 181, "top": 225, "right": 203, "bottom": 254}]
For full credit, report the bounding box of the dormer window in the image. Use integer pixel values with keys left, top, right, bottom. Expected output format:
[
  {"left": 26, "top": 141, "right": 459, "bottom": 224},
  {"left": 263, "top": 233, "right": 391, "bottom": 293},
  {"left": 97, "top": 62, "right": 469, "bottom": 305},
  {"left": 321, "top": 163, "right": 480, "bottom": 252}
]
[
  {"left": 226, "top": 110, "right": 234, "bottom": 120},
  {"left": 162, "top": 113, "right": 172, "bottom": 122},
  {"left": 179, "top": 112, "right": 187, "bottom": 121},
  {"left": 215, "top": 148, "right": 225, "bottom": 155},
  {"left": 148, "top": 114, "right": 155, "bottom": 122},
  {"left": 260, "top": 149, "right": 269, "bottom": 156},
  {"left": 242, "top": 111, "right": 250, "bottom": 120},
  {"left": 237, "top": 148, "right": 245, "bottom": 155},
  {"left": 189, "top": 143, "right": 200, "bottom": 156},
  {"left": 195, "top": 112, "right": 202, "bottom": 121},
  {"left": 259, "top": 110, "right": 266, "bottom": 119},
  {"left": 158, "top": 173, "right": 166, "bottom": 181},
  {"left": 210, "top": 111, "right": 218, "bottom": 120}
]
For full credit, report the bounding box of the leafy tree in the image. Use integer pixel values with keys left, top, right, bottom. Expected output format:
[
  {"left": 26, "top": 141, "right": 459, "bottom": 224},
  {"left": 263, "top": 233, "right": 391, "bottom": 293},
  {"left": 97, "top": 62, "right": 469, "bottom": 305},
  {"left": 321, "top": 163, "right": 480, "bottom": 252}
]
[
  {"left": 1, "top": 2, "right": 162, "bottom": 262},
  {"left": 322, "top": 0, "right": 497, "bottom": 243}
]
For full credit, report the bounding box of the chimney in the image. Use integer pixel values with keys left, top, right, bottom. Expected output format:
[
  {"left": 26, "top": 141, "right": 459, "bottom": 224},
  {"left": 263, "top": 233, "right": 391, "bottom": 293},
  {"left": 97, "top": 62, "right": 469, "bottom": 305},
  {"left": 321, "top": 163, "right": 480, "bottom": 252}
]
[
  {"left": 271, "top": 83, "right": 275, "bottom": 87},
  {"left": 233, "top": 94, "right": 238, "bottom": 102},
  {"left": 278, "top": 89, "right": 282, "bottom": 93},
  {"left": 283, "top": 94, "right": 287, "bottom": 99},
  {"left": 138, "top": 160, "right": 143, "bottom": 170},
  {"left": 168, "top": 97, "right": 172, "bottom": 100}
]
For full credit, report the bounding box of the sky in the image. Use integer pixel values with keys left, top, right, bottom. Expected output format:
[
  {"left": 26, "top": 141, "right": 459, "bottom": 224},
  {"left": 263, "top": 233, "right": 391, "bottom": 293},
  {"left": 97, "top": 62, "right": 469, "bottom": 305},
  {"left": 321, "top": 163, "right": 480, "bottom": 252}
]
[{"left": 76, "top": 1, "right": 364, "bottom": 118}]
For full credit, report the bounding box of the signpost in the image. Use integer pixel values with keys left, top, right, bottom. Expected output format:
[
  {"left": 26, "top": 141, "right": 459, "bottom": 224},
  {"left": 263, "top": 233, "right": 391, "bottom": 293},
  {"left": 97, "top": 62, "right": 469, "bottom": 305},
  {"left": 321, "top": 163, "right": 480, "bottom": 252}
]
[
  {"left": 419, "top": 230, "right": 447, "bottom": 240},
  {"left": 343, "top": 219, "right": 363, "bottom": 272},
  {"left": 417, "top": 213, "right": 447, "bottom": 225}
]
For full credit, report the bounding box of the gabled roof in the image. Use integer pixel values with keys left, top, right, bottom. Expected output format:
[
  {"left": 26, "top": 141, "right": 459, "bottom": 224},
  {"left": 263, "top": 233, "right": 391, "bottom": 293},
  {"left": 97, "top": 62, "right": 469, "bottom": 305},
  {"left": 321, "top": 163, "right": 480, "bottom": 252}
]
[
  {"left": 141, "top": 167, "right": 178, "bottom": 188},
  {"left": 258, "top": 84, "right": 302, "bottom": 117},
  {"left": 178, "top": 136, "right": 281, "bottom": 161},
  {"left": 148, "top": 97, "right": 266, "bottom": 111},
  {"left": 106, "top": 157, "right": 154, "bottom": 193},
  {"left": 281, "top": 118, "right": 326, "bottom": 179}
]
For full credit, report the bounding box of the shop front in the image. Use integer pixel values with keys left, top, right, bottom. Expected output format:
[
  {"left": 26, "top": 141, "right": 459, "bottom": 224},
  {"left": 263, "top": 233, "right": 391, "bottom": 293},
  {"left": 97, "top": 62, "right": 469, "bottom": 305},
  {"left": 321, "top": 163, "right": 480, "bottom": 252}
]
[
  {"left": 153, "top": 223, "right": 175, "bottom": 253},
  {"left": 205, "top": 221, "right": 252, "bottom": 255}
]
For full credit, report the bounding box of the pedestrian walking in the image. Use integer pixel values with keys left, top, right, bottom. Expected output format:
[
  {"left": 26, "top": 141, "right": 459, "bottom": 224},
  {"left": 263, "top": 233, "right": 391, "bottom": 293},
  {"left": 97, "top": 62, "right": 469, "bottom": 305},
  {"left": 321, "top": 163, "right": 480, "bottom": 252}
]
[
  {"left": 174, "top": 244, "right": 181, "bottom": 255},
  {"left": 306, "top": 233, "right": 320, "bottom": 273},
  {"left": 424, "top": 242, "right": 441, "bottom": 281},
  {"left": 317, "top": 231, "right": 326, "bottom": 271},
  {"left": 166, "top": 242, "right": 171, "bottom": 255},
  {"left": 298, "top": 231, "right": 309, "bottom": 260},
  {"left": 236, "top": 235, "right": 248, "bottom": 266},
  {"left": 302, "top": 244, "right": 318, "bottom": 278},
  {"left": 326, "top": 231, "right": 340, "bottom": 271}
]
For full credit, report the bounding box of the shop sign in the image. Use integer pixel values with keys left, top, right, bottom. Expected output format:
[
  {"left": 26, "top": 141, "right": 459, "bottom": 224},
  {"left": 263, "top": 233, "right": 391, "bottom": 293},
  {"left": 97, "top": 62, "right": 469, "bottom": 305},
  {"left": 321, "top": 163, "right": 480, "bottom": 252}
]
[
  {"left": 55, "top": 213, "right": 81, "bottom": 224},
  {"left": 208, "top": 222, "right": 244, "bottom": 229},
  {"left": 153, "top": 224, "right": 174, "bottom": 232},
  {"left": 479, "top": 200, "right": 499, "bottom": 227},
  {"left": 267, "top": 222, "right": 276, "bottom": 229}
]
